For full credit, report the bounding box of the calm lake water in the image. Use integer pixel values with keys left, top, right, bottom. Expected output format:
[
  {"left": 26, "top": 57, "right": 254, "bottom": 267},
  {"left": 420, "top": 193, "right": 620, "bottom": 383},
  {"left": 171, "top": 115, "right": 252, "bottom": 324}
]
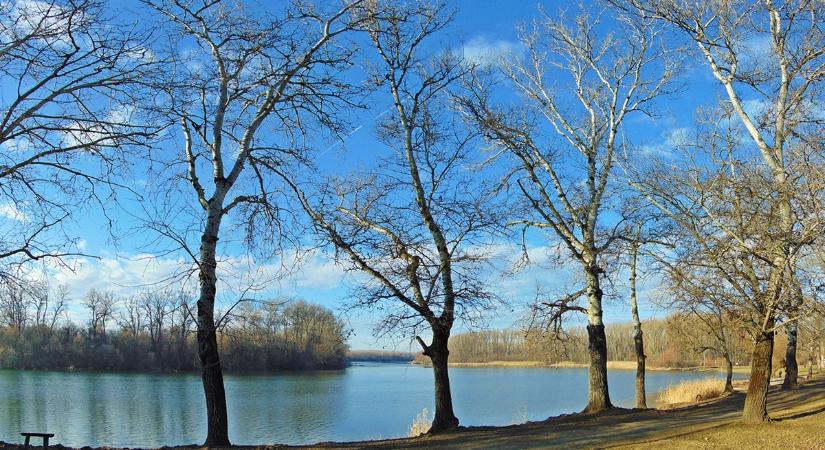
[{"left": 0, "top": 363, "right": 741, "bottom": 447}]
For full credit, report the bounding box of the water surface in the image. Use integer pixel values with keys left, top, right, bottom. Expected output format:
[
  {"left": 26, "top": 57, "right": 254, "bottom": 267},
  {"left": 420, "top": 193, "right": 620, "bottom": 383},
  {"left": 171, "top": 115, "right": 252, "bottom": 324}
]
[{"left": 0, "top": 363, "right": 740, "bottom": 447}]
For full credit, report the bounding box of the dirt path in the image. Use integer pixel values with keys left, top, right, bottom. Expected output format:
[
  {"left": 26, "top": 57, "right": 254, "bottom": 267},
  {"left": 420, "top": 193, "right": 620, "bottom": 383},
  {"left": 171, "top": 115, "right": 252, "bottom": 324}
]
[{"left": 298, "top": 375, "right": 825, "bottom": 450}]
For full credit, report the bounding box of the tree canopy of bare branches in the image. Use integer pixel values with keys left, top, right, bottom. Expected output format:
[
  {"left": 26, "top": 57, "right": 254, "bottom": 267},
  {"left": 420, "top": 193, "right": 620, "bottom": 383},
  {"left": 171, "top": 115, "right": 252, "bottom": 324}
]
[
  {"left": 614, "top": 0, "right": 825, "bottom": 422},
  {"left": 283, "top": 0, "right": 502, "bottom": 433},
  {"left": 0, "top": 0, "right": 155, "bottom": 279},
  {"left": 140, "top": 0, "right": 366, "bottom": 445},
  {"left": 458, "top": 3, "right": 677, "bottom": 413}
]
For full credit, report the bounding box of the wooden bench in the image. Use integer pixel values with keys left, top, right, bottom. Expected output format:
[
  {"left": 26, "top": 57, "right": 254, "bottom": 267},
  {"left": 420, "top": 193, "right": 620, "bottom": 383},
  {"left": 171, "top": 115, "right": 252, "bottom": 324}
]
[{"left": 21, "top": 432, "right": 54, "bottom": 449}]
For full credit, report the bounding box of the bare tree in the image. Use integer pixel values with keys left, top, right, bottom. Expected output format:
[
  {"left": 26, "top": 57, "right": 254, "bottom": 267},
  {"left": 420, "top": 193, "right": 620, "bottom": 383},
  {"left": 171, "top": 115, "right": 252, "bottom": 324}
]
[
  {"left": 141, "top": 290, "right": 176, "bottom": 370},
  {"left": 612, "top": 0, "right": 825, "bottom": 423},
  {"left": 629, "top": 105, "right": 824, "bottom": 422},
  {"left": 782, "top": 271, "right": 804, "bottom": 389},
  {"left": 84, "top": 289, "right": 116, "bottom": 341},
  {"left": 799, "top": 309, "right": 825, "bottom": 378},
  {"left": 666, "top": 283, "right": 743, "bottom": 393},
  {"left": 283, "top": 1, "right": 500, "bottom": 432},
  {"left": 0, "top": 0, "right": 154, "bottom": 279},
  {"left": 624, "top": 230, "right": 649, "bottom": 407},
  {"left": 31, "top": 281, "right": 50, "bottom": 328},
  {"left": 141, "top": 0, "right": 365, "bottom": 444},
  {"left": 0, "top": 283, "right": 32, "bottom": 341},
  {"left": 119, "top": 295, "right": 145, "bottom": 340},
  {"left": 49, "top": 284, "right": 69, "bottom": 331},
  {"left": 169, "top": 290, "right": 196, "bottom": 371},
  {"left": 459, "top": 4, "right": 676, "bottom": 412}
]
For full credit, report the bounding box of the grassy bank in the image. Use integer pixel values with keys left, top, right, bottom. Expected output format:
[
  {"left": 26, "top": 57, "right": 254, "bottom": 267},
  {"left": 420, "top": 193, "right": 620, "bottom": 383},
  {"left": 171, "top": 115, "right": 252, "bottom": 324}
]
[{"left": 620, "top": 408, "right": 825, "bottom": 449}]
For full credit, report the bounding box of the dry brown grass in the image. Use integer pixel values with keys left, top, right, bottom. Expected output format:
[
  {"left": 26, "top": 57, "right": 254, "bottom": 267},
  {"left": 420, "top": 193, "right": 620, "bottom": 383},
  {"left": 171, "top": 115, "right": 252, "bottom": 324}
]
[
  {"left": 622, "top": 407, "right": 825, "bottom": 449},
  {"left": 448, "top": 361, "right": 548, "bottom": 368},
  {"left": 607, "top": 361, "right": 638, "bottom": 370},
  {"left": 407, "top": 408, "right": 431, "bottom": 437},
  {"left": 657, "top": 377, "right": 726, "bottom": 407}
]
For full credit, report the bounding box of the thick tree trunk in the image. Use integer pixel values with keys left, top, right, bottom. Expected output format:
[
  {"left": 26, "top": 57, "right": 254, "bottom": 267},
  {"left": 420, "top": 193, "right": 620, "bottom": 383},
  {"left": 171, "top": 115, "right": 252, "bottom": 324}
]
[
  {"left": 782, "top": 321, "right": 798, "bottom": 389},
  {"left": 584, "top": 266, "right": 612, "bottom": 413},
  {"left": 724, "top": 354, "right": 734, "bottom": 393},
  {"left": 585, "top": 323, "right": 611, "bottom": 412},
  {"left": 742, "top": 330, "right": 774, "bottom": 423},
  {"left": 424, "top": 328, "right": 459, "bottom": 433},
  {"left": 199, "top": 324, "right": 229, "bottom": 446},
  {"left": 197, "top": 212, "right": 230, "bottom": 447}
]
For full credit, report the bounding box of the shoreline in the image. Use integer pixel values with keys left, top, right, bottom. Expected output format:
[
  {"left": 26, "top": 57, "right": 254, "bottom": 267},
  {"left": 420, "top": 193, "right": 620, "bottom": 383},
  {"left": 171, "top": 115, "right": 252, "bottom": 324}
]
[{"left": 412, "top": 360, "right": 751, "bottom": 373}]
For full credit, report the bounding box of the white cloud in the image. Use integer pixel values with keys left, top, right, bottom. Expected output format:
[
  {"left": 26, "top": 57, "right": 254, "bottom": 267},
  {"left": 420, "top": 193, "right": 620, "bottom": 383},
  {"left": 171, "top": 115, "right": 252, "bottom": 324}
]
[
  {"left": 39, "top": 250, "right": 349, "bottom": 309},
  {"left": 282, "top": 255, "right": 347, "bottom": 291},
  {"left": 742, "top": 98, "right": 771, "bottom": 119},
  {"left": 63, "top": 105, "right": 136, "bottom": 149},
  {"left": 51, "top": 254, "right": 190, "bottom": 298},
  {"left": 0, "top": 136, "right": 33, "bottom": 154},
  {"left": 640, "top": 126, "right": 692, "bottom": 157},
  {"left": 462, "top": 37, "right": 523, "bottom": 67},
  {"left": 125, "top": 46, "right": 156, "bottom": 64},
  {"left": 0, "top": 203, "right": 28, "bottom": 222},
  {"left": 741, "top": 36, "right": 772, "bottom": 59},
  {"left": 1, "top": 0, "right": 78, "bottom": 47}
]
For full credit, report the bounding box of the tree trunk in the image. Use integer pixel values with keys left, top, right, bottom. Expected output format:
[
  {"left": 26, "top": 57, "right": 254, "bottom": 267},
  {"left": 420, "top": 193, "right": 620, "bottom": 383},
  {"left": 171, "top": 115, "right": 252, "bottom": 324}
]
[
  {"left": 742, "top": 330, "right": 774, "bottom": 423},
  {"left": 199, "top": 323, "right": 229, "bottom": 446},
  {"left": 724, "top": 353, "right": 734, "bottom": 393},
  {"left": 628, "top": 242, "right": 646, "bottom": 409},
  {"left": 424, "top": 328, "right": 459, "bottom": 433},
  {"left": 584, "top": 266, "right": 612, "bottom": 413},
  {"left": 634, "top": 331, "right": 646, "bottom": 408},
  {"left": 197, "top": 212, "right": 230, "bottom": 447},
  {"left": 808, "top": 349, "right": 813, "bottom": 379},
  {"left": 782, "top": 321, "right": 798, "bottom": 389}
]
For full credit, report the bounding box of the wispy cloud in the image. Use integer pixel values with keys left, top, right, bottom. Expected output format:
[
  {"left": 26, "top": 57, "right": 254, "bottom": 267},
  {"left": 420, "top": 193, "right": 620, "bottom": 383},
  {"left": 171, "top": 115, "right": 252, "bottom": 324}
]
[
  {"left": 462, "top": 37, "right": 523, "bottom": 67},
  {"left": 639, "top": 126, "right": 693, "bottom": 157},
  {"left": 42, "top": 250, "right": 349, "bottom": 305},
  {"left": 0, "top": 203, "right": 29, "bottom": 222}
]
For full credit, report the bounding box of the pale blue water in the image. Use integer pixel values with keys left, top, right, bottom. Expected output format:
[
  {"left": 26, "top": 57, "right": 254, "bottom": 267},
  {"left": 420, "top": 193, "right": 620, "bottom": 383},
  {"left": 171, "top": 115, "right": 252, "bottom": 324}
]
[{"left": 0, "top": 363, "right": 741, "bottom": 447}]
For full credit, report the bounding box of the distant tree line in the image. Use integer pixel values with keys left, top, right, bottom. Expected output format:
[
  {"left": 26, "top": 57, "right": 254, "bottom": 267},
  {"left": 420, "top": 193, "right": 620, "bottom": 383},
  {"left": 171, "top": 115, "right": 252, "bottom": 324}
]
[
  {"left": 348, "top": 350, "right": 416, "bottom": 363},
  {"left": 0, "top": 283, "right": 348, "bottom": 372},
  {"left": 438, "top": 316, "right": 825, "bottom": 375}
]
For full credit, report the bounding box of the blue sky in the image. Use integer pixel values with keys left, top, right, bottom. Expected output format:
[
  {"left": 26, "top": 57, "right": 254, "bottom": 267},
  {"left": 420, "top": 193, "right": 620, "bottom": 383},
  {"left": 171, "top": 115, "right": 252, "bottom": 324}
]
[{"left": 2, "top": 0, "right": 768, "bottom": 351}]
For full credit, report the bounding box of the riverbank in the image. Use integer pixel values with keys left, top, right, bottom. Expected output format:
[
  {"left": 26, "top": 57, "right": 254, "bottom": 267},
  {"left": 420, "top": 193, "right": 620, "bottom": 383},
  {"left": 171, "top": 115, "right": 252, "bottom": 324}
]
[
  {"left": 413, "top": 359, "right": 751, "bottom": 373},
  {"left": 309, "top": 373, "right": 825, "bottom": 449},
  {"left": 2, "top": 373, "right": 821, "bottom": 449}
]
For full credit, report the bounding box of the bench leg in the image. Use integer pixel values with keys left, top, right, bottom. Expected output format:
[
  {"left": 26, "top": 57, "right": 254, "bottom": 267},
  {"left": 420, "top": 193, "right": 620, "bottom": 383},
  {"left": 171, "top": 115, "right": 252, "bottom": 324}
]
[
  {"left": 43, "top": 436, "right": 49, "bottom": 449},
  {"left": 24, "top": 436, "right": 30, "bottom": 450}
]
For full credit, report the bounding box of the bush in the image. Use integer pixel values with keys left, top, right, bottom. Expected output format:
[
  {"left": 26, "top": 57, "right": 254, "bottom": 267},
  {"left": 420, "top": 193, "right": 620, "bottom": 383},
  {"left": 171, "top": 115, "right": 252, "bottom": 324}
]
[
  {"left": 408, "top": 408, "right": 431, "bottom": 437},
  {"left": 657, "top": 378, "right": 726, "bottom": 407}
]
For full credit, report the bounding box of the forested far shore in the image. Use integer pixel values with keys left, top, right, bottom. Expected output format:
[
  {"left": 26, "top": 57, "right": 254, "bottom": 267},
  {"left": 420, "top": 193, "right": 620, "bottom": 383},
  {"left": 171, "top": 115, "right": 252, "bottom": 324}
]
[
  {"left": 0, "top": 284, "right": 348, "bottom": 372},
  {"left": 421, "top": 316, "right": 825, "bottom": 374},
  {"left": 348, "top": 350, "right": 416, "bottom": 363}
]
